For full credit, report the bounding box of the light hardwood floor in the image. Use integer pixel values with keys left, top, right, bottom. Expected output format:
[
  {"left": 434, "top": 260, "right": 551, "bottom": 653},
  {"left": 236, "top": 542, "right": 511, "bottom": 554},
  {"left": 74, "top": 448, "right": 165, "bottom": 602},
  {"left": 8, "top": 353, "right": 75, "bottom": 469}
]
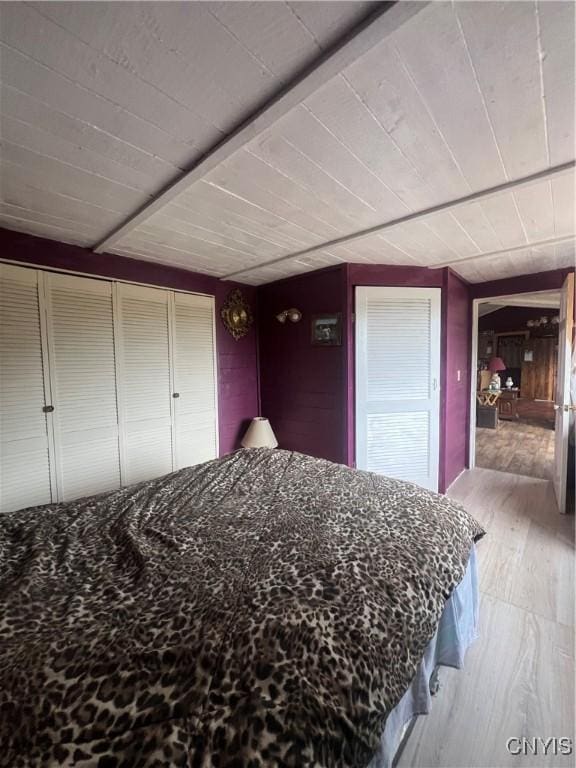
[{"left": 398, "top": 469, "right": 575, "bottom": 768}]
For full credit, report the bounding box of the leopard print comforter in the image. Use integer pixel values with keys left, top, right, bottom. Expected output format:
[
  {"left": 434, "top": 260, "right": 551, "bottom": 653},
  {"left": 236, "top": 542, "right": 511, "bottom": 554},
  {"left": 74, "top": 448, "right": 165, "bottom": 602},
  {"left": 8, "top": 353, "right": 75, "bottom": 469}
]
[{"left": 0, "top": 448, "right": 484, "bottom": 768}]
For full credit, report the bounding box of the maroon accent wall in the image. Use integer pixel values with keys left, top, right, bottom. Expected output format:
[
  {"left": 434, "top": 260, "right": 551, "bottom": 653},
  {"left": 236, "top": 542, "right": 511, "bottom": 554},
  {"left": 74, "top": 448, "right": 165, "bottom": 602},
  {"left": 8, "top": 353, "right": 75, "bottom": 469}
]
[
  {"left": 0, "top": 228, "right": 259, "bottom": 455},
  {"left": 346, "top": 264, "right": 447, "bottom": 288},
  {"left": 443, "top": 270, "right": 471, "bottom": 490},
  {"left": 258, "top": 266, "right": 348, "bottom": 464},
  {"left": 258, "top": 262, "right": 473, "bottom": 493},
  {"left": 470, "top": 267, "right": 573, "bottom": 299}
]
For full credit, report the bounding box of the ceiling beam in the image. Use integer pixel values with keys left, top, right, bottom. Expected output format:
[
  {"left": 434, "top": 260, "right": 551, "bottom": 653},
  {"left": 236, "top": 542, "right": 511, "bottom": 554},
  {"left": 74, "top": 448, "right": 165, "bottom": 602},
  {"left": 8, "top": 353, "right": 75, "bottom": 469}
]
[
  {"left": 432, "top": 233, "right": 575, "bottom": 269},
  {"left": 220, "top": 160, "right": 575, "bottom": 280},
  {"left": 93, "top": 1, "right": 429, "bottom": 255},
  {"left": 478, "top": 304, "right": 503, "bottom": 317},
  {"left": 481, "top": 292, "right": 561, "bottom": 308}
]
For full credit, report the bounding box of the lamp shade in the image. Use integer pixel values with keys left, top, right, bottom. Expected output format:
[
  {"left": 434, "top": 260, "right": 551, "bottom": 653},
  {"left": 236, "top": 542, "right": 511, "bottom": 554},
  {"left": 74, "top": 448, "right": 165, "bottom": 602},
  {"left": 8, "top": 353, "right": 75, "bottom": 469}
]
[
  {"left": 488, "top": 356, "right": 506, "bottom": 372},
  {"left": 241, "top": 417, "right": 278, "bottom": 449}
]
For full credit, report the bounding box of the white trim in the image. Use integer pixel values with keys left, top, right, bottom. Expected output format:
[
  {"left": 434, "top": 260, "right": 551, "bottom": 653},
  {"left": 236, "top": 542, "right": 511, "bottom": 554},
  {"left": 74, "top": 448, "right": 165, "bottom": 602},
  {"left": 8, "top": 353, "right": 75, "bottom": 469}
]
[
  {"left": 469, "top": 299, "right": 480, "bottom": 470},
  {"left": 211, "top": 296, "right": 220, "bottom": 459},
  {"left": 552, "top": 274, "right": 573, "bottom": 514},
  {"left": 469, "top": 287, "right": 565, "bottom": 470},
  {"left": 445, "top": 467, "right": 467, "bottom": 494}
]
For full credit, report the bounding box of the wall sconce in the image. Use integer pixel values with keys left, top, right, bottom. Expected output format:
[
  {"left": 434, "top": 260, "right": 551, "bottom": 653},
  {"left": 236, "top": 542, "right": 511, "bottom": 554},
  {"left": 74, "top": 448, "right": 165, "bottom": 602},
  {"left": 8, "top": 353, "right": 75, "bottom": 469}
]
[{"left": 276, "top": 308, "right": 302, "bottom": 324}]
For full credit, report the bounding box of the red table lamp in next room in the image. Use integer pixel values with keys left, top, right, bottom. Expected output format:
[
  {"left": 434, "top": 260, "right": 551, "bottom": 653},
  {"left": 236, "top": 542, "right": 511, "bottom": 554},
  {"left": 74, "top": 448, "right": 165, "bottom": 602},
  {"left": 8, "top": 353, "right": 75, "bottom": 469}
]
[{"left": 488, "top": 356, "right": 506, "bottom": 391}]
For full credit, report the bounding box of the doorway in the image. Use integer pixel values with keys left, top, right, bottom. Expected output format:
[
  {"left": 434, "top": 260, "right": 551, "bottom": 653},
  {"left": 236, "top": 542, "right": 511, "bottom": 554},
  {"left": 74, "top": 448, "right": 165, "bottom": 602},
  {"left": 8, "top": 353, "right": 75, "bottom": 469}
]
[{"left": 469, "top": 276, "right": 574, "bottom": 513}]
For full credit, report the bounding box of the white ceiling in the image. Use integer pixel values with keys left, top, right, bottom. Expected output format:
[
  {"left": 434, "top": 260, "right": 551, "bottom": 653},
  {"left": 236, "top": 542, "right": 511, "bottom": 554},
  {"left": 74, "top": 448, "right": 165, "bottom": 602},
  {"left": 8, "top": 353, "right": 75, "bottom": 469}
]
[{"left": 1, "top": 1, "right": 574, "bottom": 285}]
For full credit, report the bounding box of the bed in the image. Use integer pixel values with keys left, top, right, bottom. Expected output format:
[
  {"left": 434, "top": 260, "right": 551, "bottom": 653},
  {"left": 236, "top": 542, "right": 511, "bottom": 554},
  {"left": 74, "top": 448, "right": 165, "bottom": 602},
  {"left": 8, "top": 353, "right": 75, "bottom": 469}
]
[{"left": 0, "top": 448, "right": 484, "bottom": 767}]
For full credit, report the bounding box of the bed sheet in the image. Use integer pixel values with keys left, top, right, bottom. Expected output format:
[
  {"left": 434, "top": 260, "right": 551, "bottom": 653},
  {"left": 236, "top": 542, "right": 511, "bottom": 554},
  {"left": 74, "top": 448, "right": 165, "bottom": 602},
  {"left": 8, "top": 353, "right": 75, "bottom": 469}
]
[{"left": 369, "top": 545, "right": 479, "bottom": 768}]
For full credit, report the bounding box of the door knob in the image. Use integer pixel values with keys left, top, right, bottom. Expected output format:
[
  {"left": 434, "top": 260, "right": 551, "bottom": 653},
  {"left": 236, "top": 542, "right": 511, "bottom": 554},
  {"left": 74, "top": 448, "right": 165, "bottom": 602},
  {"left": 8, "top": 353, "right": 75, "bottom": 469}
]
[
  {"left": 172, "top": 392, "right": 180, "bottom": 398},
  {"left": 42, "top": 405, "right": 54, "bottom": 413}
]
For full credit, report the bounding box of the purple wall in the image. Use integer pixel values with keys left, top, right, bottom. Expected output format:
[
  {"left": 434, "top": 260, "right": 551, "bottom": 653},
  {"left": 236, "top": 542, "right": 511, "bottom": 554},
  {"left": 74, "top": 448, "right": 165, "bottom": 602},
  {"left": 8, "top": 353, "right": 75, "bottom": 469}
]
[
  {"left": 0, "top": 228, "right": 259, "bottom": 454},
  {"left": 258, "top": 266, "right": 348, "bottom": 464},
  {"left": 257, "top": 262, "right": 473, "bottom": 492},
  {"left": 470, "top": 267, "right": 573, "bottom": 299},
  {"left": 5, "top": 227, "right": 570, "bottom": 493},
  {"left": 443, "top": 270, "right": 471, "bottom": 490}
]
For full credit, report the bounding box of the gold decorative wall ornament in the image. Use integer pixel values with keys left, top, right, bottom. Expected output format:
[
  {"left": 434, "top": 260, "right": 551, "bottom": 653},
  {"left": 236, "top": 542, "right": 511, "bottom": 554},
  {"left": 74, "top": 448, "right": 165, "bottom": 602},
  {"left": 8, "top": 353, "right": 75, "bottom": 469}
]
[{"left": 220, "top": 289, "right": 253, "bottom": 340}]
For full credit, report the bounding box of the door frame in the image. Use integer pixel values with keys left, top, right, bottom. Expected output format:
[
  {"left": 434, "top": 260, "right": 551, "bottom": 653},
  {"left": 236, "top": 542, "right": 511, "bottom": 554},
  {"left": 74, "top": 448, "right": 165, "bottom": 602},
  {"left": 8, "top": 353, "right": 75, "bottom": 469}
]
[{"left": 469, "top": 289, "right": 562, "bottom": 470}]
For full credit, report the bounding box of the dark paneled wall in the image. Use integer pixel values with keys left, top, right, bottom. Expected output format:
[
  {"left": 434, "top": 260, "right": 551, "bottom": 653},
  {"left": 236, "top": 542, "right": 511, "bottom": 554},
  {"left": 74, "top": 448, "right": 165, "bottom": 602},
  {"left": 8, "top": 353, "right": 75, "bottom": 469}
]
[
  {"left": 258, "top": 266, "right": 348, "bottom": 465},
  {"left": 479, "top": 306, "right": 557, "bottom": 333}
]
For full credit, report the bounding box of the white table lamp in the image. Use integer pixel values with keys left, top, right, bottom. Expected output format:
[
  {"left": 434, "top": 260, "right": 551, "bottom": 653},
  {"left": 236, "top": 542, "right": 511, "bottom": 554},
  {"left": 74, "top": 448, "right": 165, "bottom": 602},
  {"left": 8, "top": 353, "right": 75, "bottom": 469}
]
[{"left": 241, "top": 417, "right": 278, "bottom": 449}]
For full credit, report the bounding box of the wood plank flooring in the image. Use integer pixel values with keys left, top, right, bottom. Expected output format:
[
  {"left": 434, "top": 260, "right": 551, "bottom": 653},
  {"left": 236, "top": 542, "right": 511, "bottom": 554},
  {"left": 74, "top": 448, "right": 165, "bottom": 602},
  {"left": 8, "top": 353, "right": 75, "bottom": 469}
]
[
  {"left": 476, "top": 419, "right": 555, "bottom": 481},
  {"left": 398, "top": 469, "right": 575, "bottom": 768}
]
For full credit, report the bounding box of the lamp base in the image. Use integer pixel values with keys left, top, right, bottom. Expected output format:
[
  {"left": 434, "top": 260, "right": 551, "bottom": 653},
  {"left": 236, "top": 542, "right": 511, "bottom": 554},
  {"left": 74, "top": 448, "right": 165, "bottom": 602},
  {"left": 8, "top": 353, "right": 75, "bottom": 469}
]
[{"left": 489, "top": 373, "right": 501, "bottom": 390}]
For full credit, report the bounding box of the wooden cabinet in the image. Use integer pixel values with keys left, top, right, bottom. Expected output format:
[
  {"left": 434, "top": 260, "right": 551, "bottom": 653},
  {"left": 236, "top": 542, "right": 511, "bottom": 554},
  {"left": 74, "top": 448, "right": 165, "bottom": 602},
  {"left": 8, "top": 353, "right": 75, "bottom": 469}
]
[
  {"left": 498, "top": 389, "right": 519, "bottom": 420},
  {"left": 521, "top": 337, "right": 557, "bottom": 400}
]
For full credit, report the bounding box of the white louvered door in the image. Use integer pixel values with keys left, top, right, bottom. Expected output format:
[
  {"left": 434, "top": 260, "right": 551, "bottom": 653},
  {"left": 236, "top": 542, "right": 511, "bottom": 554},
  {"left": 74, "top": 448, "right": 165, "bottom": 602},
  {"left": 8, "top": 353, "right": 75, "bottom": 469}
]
[
  {"left": 116, "top": 283, "right": 174, "bottom": 485},
  {"left": 44, "top": 273, "right": 121, "bottom": 501},
  {"left": 355, "top": 286, "right": 441, "bottom": 491},
  {"left": 1, "top": 264, "right": 219, "bottom": 511},
  {"left": 172, "top": 292, "right": 218, "bottom": 468},
  {"left": 0, "top": 265, "right": 54, "bottom": 512}
]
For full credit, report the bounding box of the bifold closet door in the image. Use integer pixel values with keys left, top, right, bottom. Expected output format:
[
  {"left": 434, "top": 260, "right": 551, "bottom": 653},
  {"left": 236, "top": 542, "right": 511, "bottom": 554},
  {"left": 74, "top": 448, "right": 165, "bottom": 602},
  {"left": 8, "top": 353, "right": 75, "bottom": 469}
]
[
  {"left": 44, "top": 273, "right": 121, "bottom": 501},
  {"left": 116, "top": 284, "right": 173, "bottom": 485},
  {"left": 0, "top": 264, "right": 53, "bottom": 512},
  {"left": 172, "top": 292, "right": 218, "bottom": 468}
]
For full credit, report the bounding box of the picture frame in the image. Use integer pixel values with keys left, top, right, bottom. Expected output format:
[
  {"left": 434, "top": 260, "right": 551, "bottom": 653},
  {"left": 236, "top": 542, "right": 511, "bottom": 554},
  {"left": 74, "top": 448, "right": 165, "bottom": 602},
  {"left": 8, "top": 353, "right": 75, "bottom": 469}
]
[{"left": 311, "top": 313, "right": 342, "bottom": 346}]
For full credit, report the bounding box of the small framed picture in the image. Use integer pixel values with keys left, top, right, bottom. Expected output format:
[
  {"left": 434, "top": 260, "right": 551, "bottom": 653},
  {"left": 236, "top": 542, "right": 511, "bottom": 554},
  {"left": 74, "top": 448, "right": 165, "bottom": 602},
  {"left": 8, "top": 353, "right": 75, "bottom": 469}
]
[
  {"left": 311, "top": 313, "right": 342, "bottom": 346},
  {"left": 524, "top": 350, "right": 534, "bottom": 362}
]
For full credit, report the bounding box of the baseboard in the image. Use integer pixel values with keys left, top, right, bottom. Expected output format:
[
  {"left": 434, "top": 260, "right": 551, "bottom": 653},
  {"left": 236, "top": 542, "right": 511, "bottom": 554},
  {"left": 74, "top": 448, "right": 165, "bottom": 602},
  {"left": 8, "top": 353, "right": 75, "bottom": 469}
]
[{"left": 446, "top": 467, "right": 467, "bottom": 493}]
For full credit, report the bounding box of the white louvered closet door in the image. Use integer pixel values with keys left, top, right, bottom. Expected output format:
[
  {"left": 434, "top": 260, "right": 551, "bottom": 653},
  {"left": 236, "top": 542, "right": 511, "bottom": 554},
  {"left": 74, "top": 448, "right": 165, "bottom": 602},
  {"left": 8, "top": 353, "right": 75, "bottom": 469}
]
[
  {"left": 116, "top": 284, "right": 173, "bottom": 485},
  {"left": 45, "top": 273, "right": 121, "bottom": 501},
  {"left": 0, "top": 265, "right": 54, "bottom": 512},
  {"left": 172, "top": 292, "right": 218, "bottom": 468},
  {"left": 355, "top": 287, "right": 441, "bottom": 491}
]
